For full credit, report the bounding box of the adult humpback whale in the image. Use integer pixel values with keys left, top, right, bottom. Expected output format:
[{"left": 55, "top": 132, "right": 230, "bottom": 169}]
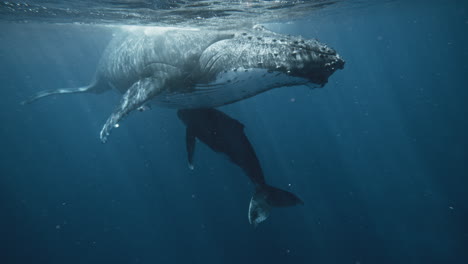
[
  {"left": 23, "top": 25, "right": 344, "bottom": 143},
  {"left": 177, "top": 108, "right": 303, "bottom": 226}
]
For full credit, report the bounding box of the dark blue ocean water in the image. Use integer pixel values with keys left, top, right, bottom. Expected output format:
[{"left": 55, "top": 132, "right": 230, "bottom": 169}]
[{"left": 1, "top": 1, "right": 467, "bottom": 263}]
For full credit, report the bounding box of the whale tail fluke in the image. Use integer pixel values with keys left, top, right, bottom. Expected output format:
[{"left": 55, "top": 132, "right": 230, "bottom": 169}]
[
  {"left": 21, "top": 79, "right": 105, "bottom": 105},
  {"left": 248, "top": 184, "right": 303, "bottom": 227}
]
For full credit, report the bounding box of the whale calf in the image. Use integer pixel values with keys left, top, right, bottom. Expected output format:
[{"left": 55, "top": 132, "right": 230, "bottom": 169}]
[
  {"left": 23, "top": 25, "right": 344, "bottom": 143},
  {"left": 177, "top": 108, "right": 303, "bottom": 226}
]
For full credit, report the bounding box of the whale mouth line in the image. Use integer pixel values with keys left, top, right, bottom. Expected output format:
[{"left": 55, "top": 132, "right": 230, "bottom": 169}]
[{"left": 325, "top": 57, "right": 345, "bottom": 70}]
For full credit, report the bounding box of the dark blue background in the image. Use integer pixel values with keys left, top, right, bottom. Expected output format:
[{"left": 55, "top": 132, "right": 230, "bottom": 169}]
[{"left": 1, "top": 1, "right": 467, "bottom": 263}]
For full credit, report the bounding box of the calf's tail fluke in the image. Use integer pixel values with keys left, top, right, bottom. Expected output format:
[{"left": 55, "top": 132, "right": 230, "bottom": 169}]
[
  {"left": 21, "top": 83, "right": 98, "bottom": 105},
  {"left": 248, "top": 184, "right": 303, "bottom": 227}
]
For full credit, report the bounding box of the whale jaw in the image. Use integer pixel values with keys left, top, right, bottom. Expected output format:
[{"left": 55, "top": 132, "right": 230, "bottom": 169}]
[
  {"left": 199, "top": 26, "right": 345, "bottom": 88},
  {"left": 155, "top": 68, "right": 309, "bottom": 109}
]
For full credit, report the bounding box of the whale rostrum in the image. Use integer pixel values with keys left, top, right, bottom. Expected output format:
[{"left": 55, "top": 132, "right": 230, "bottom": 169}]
[{"left": 23, "top": 25, "right": 344, "bottom": 143}]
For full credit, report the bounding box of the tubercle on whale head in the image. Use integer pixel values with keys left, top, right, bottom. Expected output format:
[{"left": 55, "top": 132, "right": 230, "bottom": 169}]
[
  {"left": 264, "top": 36, "right": 345, "bottom": 85},
  {"left": 289, "top": 51, "right": 345, "bottom": 85},
  {"left": 200, "top": 27, "right": 344, "bottom": 86}
]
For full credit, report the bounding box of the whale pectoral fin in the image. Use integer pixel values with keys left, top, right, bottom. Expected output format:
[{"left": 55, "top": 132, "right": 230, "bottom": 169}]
[
  {"left": 100, "top": 77, "right": 163, "bottom": 143},
  {"left": 21, "top": 81, "right": 102, "bottom": 105},
  {"left": 186, "top": 127, "right": 196, "bottom": 170}
]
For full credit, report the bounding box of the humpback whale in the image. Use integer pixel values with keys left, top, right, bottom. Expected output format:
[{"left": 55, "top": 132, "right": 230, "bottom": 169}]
[
  {"left": 177, "top": 108, "right": 303, "bottom": 226},
  {"left": 23, "top": 25, "right": 344, "bottom": 143}
]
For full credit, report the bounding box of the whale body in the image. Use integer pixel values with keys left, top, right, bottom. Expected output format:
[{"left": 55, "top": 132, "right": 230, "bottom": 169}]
[
  {"left": 177, "top": 108, "right": 303, "bottom": 226},
  {"left": 23, "top": 25, "right": 344, "bottom": 142}
]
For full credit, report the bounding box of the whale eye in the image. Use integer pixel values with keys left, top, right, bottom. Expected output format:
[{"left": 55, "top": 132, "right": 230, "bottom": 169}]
[
  {"left": 272, "top": 39, "right": 277, "bottom": 42},
  {"left": 293, "top": 41, "right": 298, "bottom": 44},
  {"left": 248, "top": 36, "right": 252, "bottom": 40},
  {"left": 257, "top": 37, "right": 262, "bottom": 40},
  {"left": 242, "top": 32, "right": 247, "bottom": 36}
]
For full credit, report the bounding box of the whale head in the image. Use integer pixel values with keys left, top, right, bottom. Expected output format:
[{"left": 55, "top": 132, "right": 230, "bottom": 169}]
[
  {"left": 199, "top": 25, "right": 345, "bottom": 87},
  {"left": 155, "top": 26, "right": 345, "bottom": 109}
]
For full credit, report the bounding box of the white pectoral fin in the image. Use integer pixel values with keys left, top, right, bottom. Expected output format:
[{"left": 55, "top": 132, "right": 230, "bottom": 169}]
[
  {"left": 21, "top": 78, "right": 105, "bottom": 105},
  {"left": 100, "top": 78, "right": 163, "bottom": 143}
]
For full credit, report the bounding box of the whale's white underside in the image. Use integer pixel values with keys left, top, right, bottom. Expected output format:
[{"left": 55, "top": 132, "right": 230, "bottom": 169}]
[{"left": 155, "top": 68, "right": 309, "bottom": 108}]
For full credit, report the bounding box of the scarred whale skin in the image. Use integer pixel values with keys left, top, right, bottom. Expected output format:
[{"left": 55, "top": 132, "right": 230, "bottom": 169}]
[{"left": 23, "top": 25, "right": 344, "bottom": 143}]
